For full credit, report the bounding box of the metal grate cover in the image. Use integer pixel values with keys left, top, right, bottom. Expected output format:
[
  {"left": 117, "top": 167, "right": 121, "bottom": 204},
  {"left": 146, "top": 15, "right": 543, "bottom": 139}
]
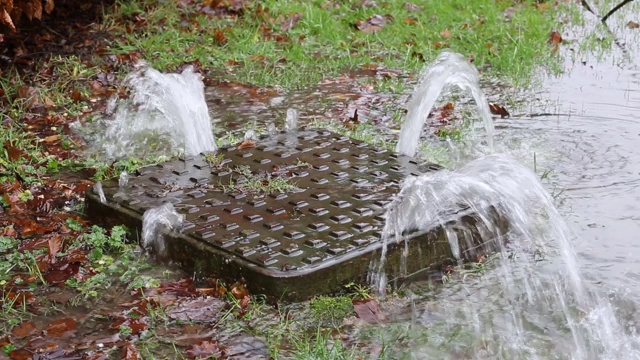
[{"left": 86, "top": 129, "right": 503, "bottom": 301}]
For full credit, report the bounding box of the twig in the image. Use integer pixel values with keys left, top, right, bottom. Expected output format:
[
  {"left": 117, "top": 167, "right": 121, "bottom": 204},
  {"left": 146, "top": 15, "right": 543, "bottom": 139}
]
[
  {"left": 602, "top": 0, "right": 635, "bottom": 23},
  {"left": 580, "top": 0, "right": 597, "bottom": 15}
]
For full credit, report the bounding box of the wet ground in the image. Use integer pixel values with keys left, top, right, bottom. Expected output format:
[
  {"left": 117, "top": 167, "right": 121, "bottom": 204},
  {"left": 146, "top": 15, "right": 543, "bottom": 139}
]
[{"left": 4, "top": 0, "right": 640, "bottom": 358}]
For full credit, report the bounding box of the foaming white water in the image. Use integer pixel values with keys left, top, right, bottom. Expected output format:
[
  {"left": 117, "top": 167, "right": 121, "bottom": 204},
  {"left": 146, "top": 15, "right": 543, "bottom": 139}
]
[
  {"left": 141, "top": 203, "right": 184, "bottom": 257},
  {"left": 375, "top": 154, "right": 640, "bottom": 359},
  {"left": 118, "top": 171, "right": 129, "bottom": 188},
  {"left": 81, "top": 62, "right": 216, "bottom": 159},
  {"left": 285, "top": 108, "right": 298, "bottom": 132},
  {"left": 93, "top": 182, "right": 106, "bottom": 204},
  {"left": 396, "top": 50, "right": 494, "bottom": 157}
]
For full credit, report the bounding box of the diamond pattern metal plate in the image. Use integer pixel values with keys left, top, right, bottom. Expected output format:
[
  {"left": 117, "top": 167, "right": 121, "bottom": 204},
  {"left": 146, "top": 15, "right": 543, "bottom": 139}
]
[{"left": 86, "top": 129, "right": 503, "bottom": 301}]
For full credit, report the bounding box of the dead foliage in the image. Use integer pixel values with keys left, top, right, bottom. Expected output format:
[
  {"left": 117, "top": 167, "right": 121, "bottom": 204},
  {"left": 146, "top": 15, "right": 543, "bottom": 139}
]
[{"left": 0, "top": 0, "right": 55, "bottom": 32}]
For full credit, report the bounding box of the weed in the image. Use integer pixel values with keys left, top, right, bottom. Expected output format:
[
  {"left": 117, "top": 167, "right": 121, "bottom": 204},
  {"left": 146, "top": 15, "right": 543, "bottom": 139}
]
[
  {"left": 344, "top": 282, "right": 372, "bottom": 300},
  {"left": 309, "top": 296, "right": 353, "bottom": 328},
  {"left": 203, "top": 152, "right": 225, "bottom": 167},
  {"left": 224, "top": 165, "right": 300, "bottom": 194}
]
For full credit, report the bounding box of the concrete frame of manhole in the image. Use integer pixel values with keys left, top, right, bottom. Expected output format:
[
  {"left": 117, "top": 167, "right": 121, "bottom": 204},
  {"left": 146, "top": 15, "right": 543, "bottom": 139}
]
[{"left": 85, "top": 129, "right": 507, "bottom": 302}]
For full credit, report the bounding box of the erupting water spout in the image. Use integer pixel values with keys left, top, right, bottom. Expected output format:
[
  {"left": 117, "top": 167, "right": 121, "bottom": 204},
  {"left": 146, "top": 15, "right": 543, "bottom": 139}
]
[
  {"left": 396, "top": 50, "right": 494, "bottom": 157},
  {"left": 141, "top": 203, "right": 184, "bottom": 257},
  {"left": 285, "top": 108, "right": 298, "bottom": 132},
  {"left": 80, "top": 62, "right": 217, "bottom": 159}
]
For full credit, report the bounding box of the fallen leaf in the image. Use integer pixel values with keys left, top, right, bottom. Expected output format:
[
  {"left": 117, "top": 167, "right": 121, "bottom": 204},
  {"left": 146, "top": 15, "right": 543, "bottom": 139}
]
[
  {"left": 403, "top": 17, "right": 417, "bottom": 25},
  {"left": 230, "top": 282, "right": 249, "bottom": 300},
  {"left": 213, "top": 29, "right": 227, "bottom": 46},
  {"left": 353, "top": 299, "right": 387, "bottom": 324},
  {"left": 122, "top": 342, "right": 139, "bottom": 360},
  {"left": 628, "top": 21, "right": 640, "bottom": 29},
  {"left": 403, "top": 2, "right": 422, "bottom": 12},
  {"left": 42, "top": 134, "right": 61, "bottom": 143},
  {"left": 281, "top": 12, "right": 302, "bottom": 31},
  {"left": 71, "top": 89, "right": 83, "bottom": 102},
  {"left": 186, "top": 341, "right": 225, "bottom": 359},
  {"left": 47, "top": 236, "right": 62, "bottom": 260},
  {"left": 236, "top": 139, "right": 256, "bottom": 150},
  {"left": 434, "top": 41, "right": 448, "bottom": 49},
  {"left": 354, "top": 14, "right": 391, "bottom": 33},
  {"left": 11, "top": 321, "right": 36, "bottom": 338},
  {"left": 489, "top": 103, "right": 510, "bottom": 118},
  {"left": 17, "top": 85, "right": 39, "bottom": 109},
  {"left": 549, "top": 30, "right": 562, "bottom": 52},
  {"left": 0, "top": 335, "right": 10, "bottom": 346},
  {"left": 46, "top": 318, "right": 77, "bottom": 337},
  {"left": 440, "top": 28, "right": 451, "bottom": 39},
  {"left": 9, "top": 348, "right": 32, "bottom": 360}
]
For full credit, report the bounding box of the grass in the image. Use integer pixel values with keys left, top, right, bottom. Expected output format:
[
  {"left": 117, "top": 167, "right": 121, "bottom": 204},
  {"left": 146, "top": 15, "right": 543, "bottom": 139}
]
[
  {"left": 107, "top": 0, "right": 562, "bottom": 89},
  {"left": 223, "top": 164, "right": 301, "bottom": 194}
]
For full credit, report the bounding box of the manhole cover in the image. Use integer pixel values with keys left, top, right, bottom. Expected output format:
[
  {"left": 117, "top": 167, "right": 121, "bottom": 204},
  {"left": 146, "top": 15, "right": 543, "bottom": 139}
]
[{"left": 86, "top": 129, "right": 504, "bottom": 301}]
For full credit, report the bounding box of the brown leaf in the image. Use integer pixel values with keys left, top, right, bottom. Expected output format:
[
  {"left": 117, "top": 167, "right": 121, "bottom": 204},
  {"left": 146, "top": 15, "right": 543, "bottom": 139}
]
[
  {"left": 0, "top": 335, "right": 10, "bottom": 347},
  {"left": 402, "top": 17, "right": 417, "bottom": 25},
  {"left": 186, "top": 341, "right": 225, "bottom": 359},
  {"left": 230, "top": 282, "right": 249, "bottom": 299},
  {"left": 354, "top": 14, "right": 390, "bottom": 33},
  {"left": 403, "top": 2, "right": 422, "bottom": 12},
  {"left": 1, "top": 8, "right": 16, "bottom": 32},
  {"left": 440, "top": 28, "right": 451, "bottom": 39},
  {"left": 281, "top": 12, "right": 302, "bottom": 31},
  {"left": 45, "top": 0, "right": 54, "bottom": 13},
  {"left": 44, "top": 263, "right": 80, "bottom": 284},
  {"left": 9, "top": 348, "right": 32, "bottom": 360},
  {"left": 46, "top": 318, "right": 77, "bottom": 337},
  {"left": 71, "top": 89, "right": 83, "bottom": 102},
  {"left": 43, "top": 134, "right": 60, "bottom": 143},
  {"left": 236, "top": 139, "right": 256, "bottom": 150},
  {"left": 122, "top": 342, "right": 139, "bottom": 360},
  {"left": 17, "top": 85, "right": 39, "bottom": 109},
  {"left": 628, "top": 21, "right": 640, "bottom": 29},
  {"left": 549, "top": 30, "right": 562, "bottom": 52},
  {"left": 11, "top": 321, "right": 36, "bottom": 338},
  {"left": 4, "top": 141, "right": 25, "bottom": 162},
  {"left": 489, "top": 103, "right": 510, "bottom": 118},
  {"left": 434, "top": 41, "right": 448, "bottom": 49},
  {"left": 47, "top": 235, "right": 62, "bottom": 259},
  {"left": 353, "top": 299, "right": 387, "bottom": 324},
  {"left": 213, "top": 29, "right": 227, "bottom": 46}
]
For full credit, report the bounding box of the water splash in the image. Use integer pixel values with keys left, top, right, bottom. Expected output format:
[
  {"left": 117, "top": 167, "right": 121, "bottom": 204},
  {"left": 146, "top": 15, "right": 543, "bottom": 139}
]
[
  {"left": 141, "top": 203, "right": 184, "bottom": 257},
  {"left": 80, "top": 62, "right": 216, "bottom": 159},
  {"left": 375, "top": 154, "right": 640, "bottom": 359},
  {"left": 118, "top": 171, "right": 129, "bottom": 188},
  {"left": 244, "top": 130, "right": 256, "bottom": 141},
  {"left": 285, "top": 108, "right": 298, "bottom": 132},
  {"left": 396, "top": 50, "right": 494, "bottom": 157},
  {"left": 92, "top": 182, "right": 106, "bottom": 204}
]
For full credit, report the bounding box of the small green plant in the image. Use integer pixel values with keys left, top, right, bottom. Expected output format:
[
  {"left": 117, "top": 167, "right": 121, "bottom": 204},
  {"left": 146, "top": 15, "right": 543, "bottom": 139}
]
[
  {"left": 65, "top": 218, "right": 83, "bottom": 232},
  {"left": 225, "top": 166, "right": 299, "bottom": 194},
  {"left": 203, "top": 152, "right": 225, "bottom": 167},
  {"left": 309, "top": 296, "right": 353, "bottom": 328},
  {"left": 345, "top": 282, "right": 372, "bottom": 300},
  {"left": 81, "top": 225, "right": 128, "bottom": 254}
]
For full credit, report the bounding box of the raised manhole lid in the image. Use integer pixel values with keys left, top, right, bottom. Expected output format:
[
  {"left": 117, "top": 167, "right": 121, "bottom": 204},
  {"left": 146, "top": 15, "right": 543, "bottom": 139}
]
[{"left": 87, "top": 129, "right": 462, "bottom": 298}]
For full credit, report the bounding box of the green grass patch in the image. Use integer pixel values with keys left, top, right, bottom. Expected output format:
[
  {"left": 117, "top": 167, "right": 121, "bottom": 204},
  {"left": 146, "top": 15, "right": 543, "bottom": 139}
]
[{"left": 108, "top": 0, "right": 561, "bottom": 88}]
